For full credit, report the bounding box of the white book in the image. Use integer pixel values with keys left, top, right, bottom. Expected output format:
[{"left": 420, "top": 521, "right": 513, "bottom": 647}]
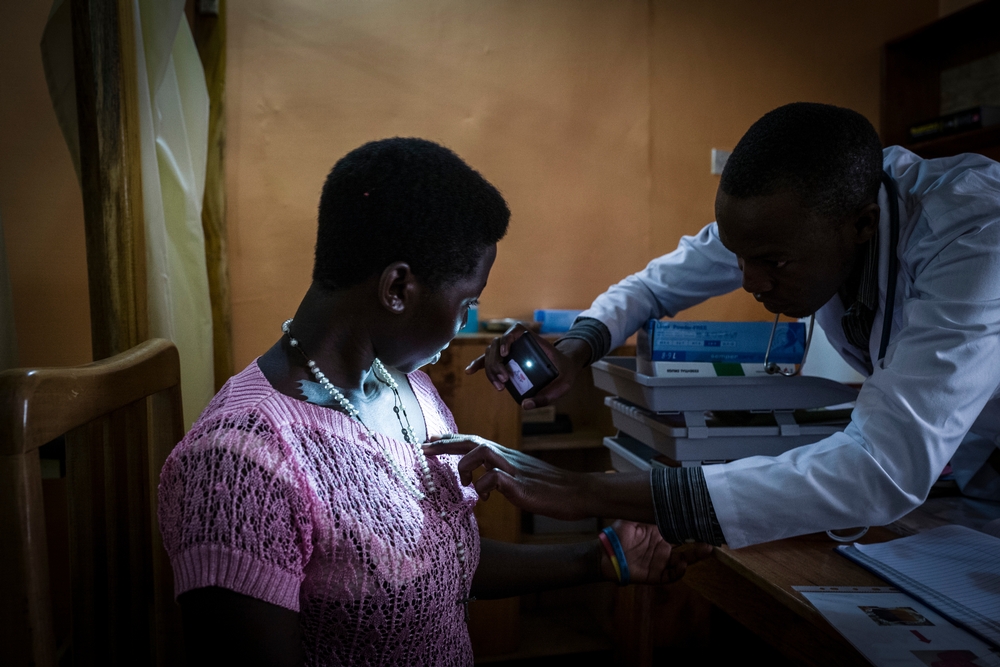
[{"left": 837, "top": 525, "right": 1000, "bottom": 648}]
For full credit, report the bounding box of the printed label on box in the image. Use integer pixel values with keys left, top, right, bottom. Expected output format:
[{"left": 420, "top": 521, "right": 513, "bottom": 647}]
[
  {"left": 507, "top": 358, "right": 534, "bottom": 394},
  {"left": 641, "top": 320, "right": 806, "bottom": 363}
]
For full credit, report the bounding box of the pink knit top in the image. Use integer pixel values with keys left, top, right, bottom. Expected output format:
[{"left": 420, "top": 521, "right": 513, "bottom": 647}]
[{"left": 158, "top": 361, "right": 480, "bottom": 666}]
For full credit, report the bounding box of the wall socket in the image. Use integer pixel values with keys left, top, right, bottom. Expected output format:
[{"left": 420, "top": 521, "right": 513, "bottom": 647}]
[
  {"left": 711, "top": 148, "right": 731, "bottom": 175},
  {"left": 198, "top": 0, "right": 220, "bottom": 16}
]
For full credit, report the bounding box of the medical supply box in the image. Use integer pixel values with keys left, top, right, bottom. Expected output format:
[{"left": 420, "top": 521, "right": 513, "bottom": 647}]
[
  {"left": 638, "top": 320, "right": 806, "bottom": 364},
  {"left": 591, "top": 357, "right": 858, "bottom": 470}
]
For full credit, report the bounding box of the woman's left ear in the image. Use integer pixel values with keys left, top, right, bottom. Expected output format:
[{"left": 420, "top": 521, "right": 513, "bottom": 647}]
[{"left": 379, "top": 262, "right": 419, "bottom": 314}]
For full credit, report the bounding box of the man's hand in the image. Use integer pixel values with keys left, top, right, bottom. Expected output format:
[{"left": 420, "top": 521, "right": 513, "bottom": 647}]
[
  {"left": 423, "top": 434, "right": 591, "bottom": 520},
  {"left": 463, "top": 323, "right": 591, "bottom": 409},
  {"left": 601, "top": 520, "right": 713, "bottom": 586}
]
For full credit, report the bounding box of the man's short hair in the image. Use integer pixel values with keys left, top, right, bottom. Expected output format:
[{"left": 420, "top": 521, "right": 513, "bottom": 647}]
[
  {"left": 314, "top": 137, "right": 510, "bottom": 290},
  {"left": 720, "top": 103, "right": 883, "bottom": 218}
]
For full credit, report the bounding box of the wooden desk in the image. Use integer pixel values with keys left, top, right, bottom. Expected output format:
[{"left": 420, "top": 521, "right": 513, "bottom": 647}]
[{"left": 682, "top": 527, "right": 900, "bottom": 666}]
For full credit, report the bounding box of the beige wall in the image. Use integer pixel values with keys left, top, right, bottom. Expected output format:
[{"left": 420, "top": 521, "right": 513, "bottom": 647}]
[
  {"left": 227, "top": 0, "right": 936, "bottom": 367},
  {"left": 650, "top": 0, "right": 936, "bottom": 322},
  {"left": 2, "top": 0, "right": 939, "bottom": 372},
  {"left": 1, "top": 1, "right": 92, "bottom": 368},
  {"left": 226, "top": 0, "right": 653, "bottom": 366}
]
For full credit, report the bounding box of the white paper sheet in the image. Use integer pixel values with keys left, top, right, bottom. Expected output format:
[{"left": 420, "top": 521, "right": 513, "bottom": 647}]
[{"left": 797, "top": 586, "right": 1000, "bottom": 667}]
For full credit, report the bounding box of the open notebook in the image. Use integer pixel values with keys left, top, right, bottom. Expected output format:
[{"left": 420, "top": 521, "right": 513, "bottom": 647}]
[{"left": 837, "top": 524, "right": 1000, "bottom": 648}]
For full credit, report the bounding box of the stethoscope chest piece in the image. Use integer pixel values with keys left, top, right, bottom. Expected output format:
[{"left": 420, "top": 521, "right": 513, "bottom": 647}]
[{"left": 763, "top": 313, "right": 815, "bottom": 376}]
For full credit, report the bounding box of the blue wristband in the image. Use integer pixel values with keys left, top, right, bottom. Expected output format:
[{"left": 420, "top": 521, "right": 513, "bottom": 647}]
[{"left": 602, "top": 526, "right": 630, "bottom": 585}]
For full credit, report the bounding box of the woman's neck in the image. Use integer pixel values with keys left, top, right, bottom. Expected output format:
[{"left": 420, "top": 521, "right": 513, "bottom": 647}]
[
  {"left": 256, "top": 283, "right": 428, "bottom": 442},
  {"left": 285, "top": 283, "right": 379, "bottom": 393}
]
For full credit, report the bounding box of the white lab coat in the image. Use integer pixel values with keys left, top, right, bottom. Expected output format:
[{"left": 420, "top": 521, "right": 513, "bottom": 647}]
[{"left": 580, "top": 146, "right": 1000, "bottom": 548}]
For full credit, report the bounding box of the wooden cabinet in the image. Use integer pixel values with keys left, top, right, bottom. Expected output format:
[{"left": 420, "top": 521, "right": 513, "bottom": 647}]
[
  {"left": 424, "top": 334, "right": 632, "bottom": 662},
  {"left": 423, "top": 335, "right": 523, "bottom": 657},
  {"left": 882, "top": 0, "right": 1000, "bottom": 160},
  {"left": 428, "top": 337, "right": 797, "bottom": 666}
]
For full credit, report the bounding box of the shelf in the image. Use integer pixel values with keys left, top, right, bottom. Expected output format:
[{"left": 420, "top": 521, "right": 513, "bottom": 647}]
[
  {"left": 521, "top": 429, "right": 606, "bottom": 452},
  {"left": 881, "top": 0, "right": 1000, "bottom": 151},
  {"left": 905, "top": 124, "right": 1000, "bottom": 159}
]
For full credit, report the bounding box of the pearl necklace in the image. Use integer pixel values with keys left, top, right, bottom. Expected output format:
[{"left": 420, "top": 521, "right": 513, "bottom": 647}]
[
  {"left": 281, "top": 319, "right": 472, "bottom": 616},
  {"left": 282, "top": 319, "right": 434, "bottom": 499}
]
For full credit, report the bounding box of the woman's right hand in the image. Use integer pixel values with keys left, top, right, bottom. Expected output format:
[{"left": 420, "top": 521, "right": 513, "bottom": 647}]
[
  {"left": 424, "top": 434, "right": 657, "bottom": 524},
  {"left": 424, "top": 434, "right": 593, "bottom": 520},
  {"left": 463, "top": 323, "right": 591, "bottom": 409}
]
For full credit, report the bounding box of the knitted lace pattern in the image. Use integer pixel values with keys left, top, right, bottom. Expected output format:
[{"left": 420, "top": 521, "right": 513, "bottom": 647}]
[{"left": 158, "top": 361, "right": 480, "bottom": 666}]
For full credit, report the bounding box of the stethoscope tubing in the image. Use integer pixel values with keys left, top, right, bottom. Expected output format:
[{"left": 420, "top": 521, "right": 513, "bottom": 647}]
[
  {"left": 763, "top": 170, "right": 899, "bottom": 376},
  {"left": 877, "top": 170, "right": 900, "bottom": 365}
]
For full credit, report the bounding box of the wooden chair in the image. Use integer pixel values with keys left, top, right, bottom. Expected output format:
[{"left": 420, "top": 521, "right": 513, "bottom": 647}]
[{"left": 0, "top": 339, "right": 185, "bottom": 667}]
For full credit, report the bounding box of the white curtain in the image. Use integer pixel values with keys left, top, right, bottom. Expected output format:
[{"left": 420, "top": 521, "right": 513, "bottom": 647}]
[{"left": 42, "top": 0, "right": 214, "bottom": 427}]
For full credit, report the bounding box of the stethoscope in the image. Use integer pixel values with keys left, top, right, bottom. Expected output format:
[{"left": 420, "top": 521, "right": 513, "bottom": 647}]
[
  {"left": 760, "top": 172, "right": 901, "bottom": 543},
  {"left": 762, "top": 170, "right": 900, "bottom": 379}
]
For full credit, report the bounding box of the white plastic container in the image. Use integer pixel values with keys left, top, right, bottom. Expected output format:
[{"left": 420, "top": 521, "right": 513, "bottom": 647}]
[
  {"left": 606, "top": 397, "right": 849, "bottom": 466},
  {"left": 591, "top": 357, "right": 858, "bottom": 412},
  {"left": 603, "top": 434, "right": 664, "bottom": 473}
]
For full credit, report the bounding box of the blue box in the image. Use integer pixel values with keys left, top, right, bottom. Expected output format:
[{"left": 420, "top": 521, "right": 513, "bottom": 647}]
[
  {"left": 533, "top": 309, "right": 583, "bottom": 334},
  {"left": 638, "top": 320, "right": 806, "bottom": 364}
]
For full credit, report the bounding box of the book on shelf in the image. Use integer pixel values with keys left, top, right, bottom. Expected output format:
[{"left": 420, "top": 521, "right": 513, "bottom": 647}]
[
  {"left": 908, "top": 105, "right": 1000, "bottom": 143},
  {"left": 521, "top": 404, "right": 557, "bottom": 423}
]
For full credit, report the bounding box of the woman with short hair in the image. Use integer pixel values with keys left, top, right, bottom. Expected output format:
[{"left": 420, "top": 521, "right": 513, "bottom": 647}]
[{"left": 158, "top": 137, "right": 708, "bottom": 667}]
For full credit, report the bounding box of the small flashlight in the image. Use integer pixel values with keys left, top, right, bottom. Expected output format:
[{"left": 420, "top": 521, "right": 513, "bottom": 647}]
[{"left": 502, "top": 332, "right": 559, "bottom": 403}]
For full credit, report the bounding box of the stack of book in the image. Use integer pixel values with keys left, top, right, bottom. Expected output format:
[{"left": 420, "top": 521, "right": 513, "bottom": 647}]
[{"left": 908, "top": 105, "right": 1000, "bottom": 143}]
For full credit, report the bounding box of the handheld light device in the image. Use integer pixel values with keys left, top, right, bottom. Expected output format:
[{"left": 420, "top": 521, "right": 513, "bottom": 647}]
[{"left": 502, "top": 332, "right": 559, "bottom": 403}]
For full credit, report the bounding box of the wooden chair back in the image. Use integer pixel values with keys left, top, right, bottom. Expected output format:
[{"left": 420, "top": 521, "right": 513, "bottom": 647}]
[{"left": 0, "top": 339, "right": 185, "bottom": 667}]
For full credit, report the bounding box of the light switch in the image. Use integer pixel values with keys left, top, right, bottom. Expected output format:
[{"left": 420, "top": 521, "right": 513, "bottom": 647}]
[{"left": 711, "top": 148, "right": 731, "bottom": 175}]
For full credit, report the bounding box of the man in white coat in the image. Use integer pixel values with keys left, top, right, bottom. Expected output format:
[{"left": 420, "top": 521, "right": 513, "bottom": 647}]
[{"left": 429, "top": 102, "right": 1000, "bottom": 549}]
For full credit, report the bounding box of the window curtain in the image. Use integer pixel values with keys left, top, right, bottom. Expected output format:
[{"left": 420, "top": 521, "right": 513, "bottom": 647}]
[{"left": 42, "top": 0, "right": 214, "bottom": 426}]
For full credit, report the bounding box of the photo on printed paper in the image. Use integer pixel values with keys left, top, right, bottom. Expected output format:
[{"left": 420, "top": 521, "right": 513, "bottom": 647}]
[{"left": 859, "top": 606, "right": 934, "bottom": 627}]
